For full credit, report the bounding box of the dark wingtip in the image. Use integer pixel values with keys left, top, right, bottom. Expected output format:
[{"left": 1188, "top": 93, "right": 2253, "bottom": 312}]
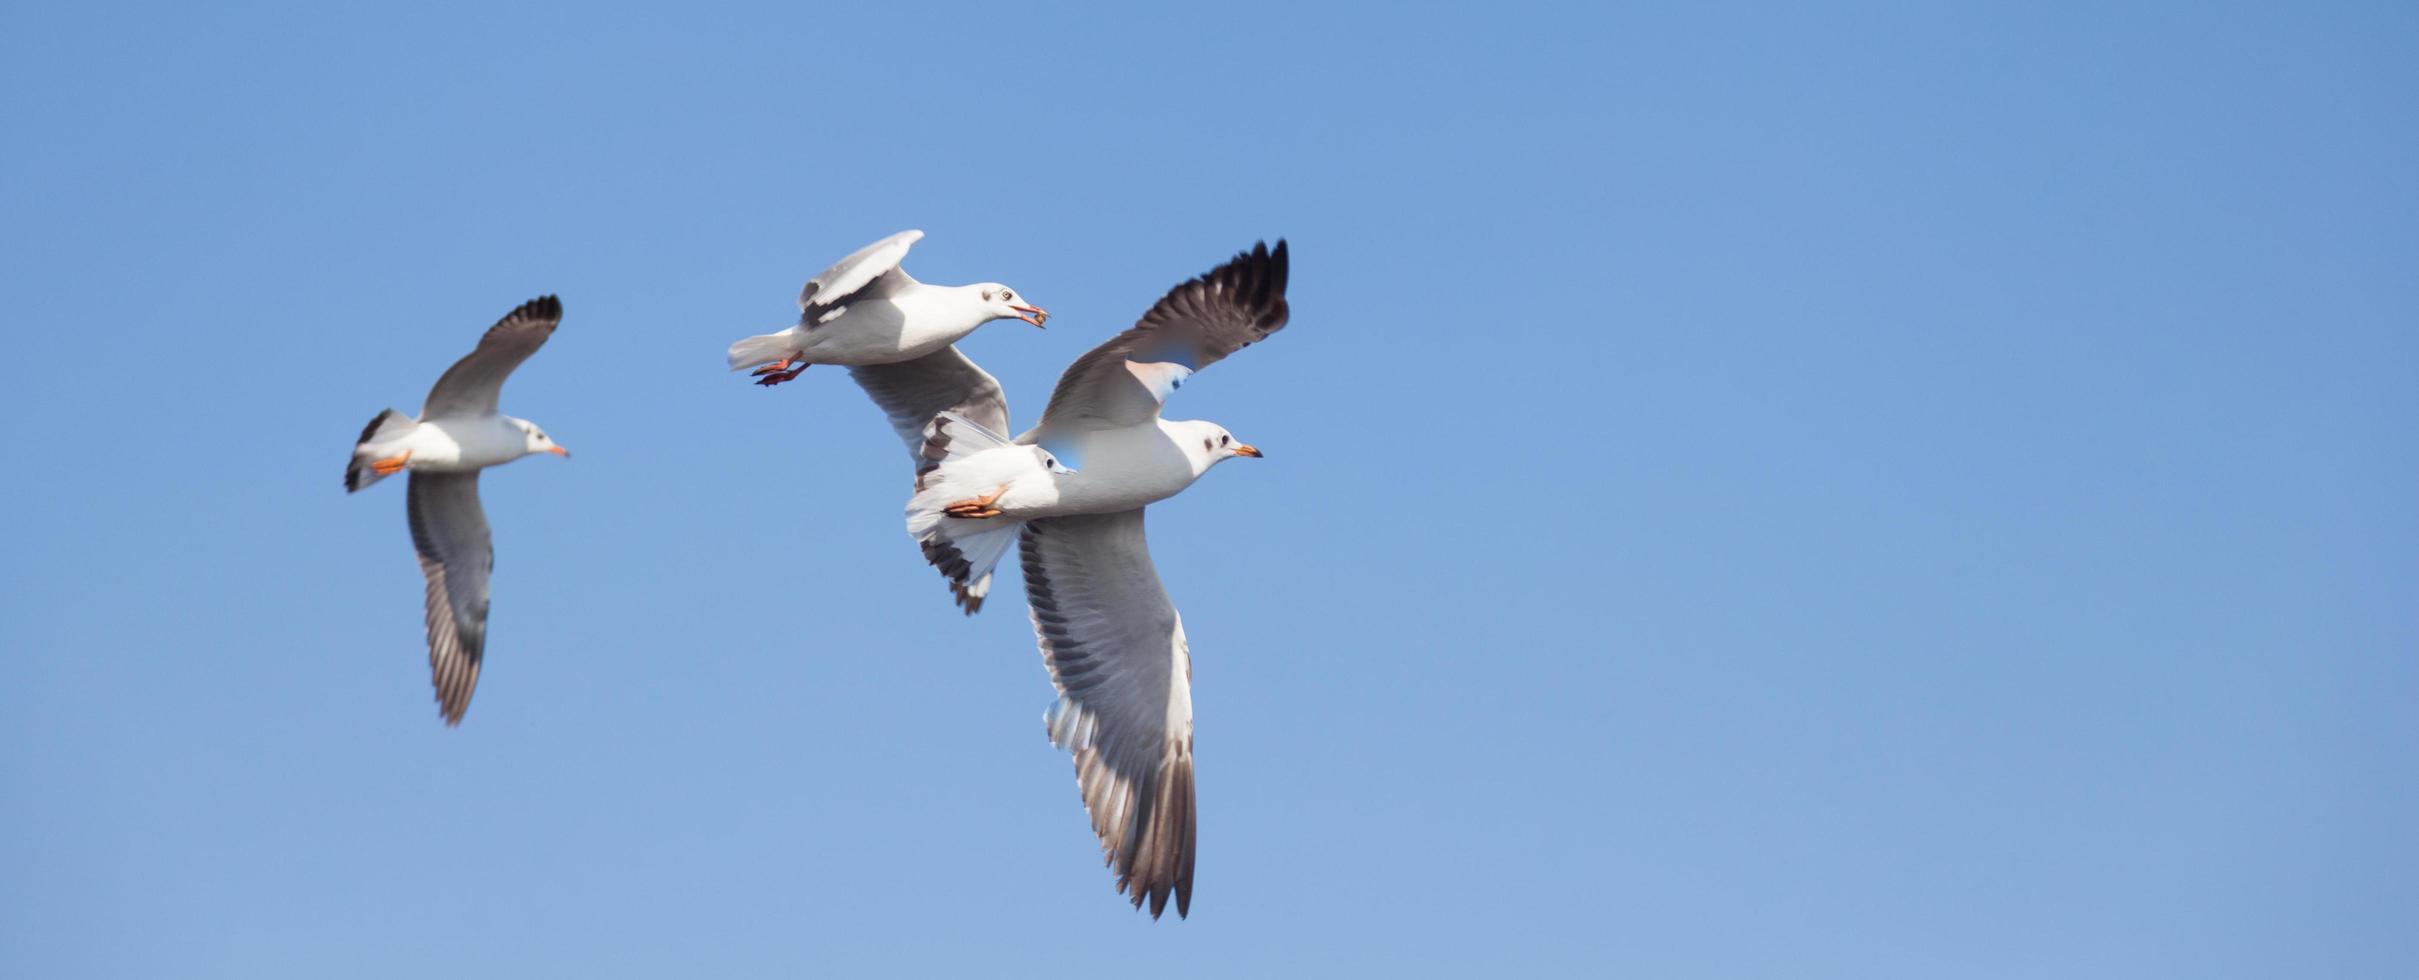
[
  {"left": 1213, "top": 239, "right": 1289, "bottom": 333},
  {"left": 1112, "top": 752, "right": 1196, "bottom": 921},
  {"left": 484, "top": 294, "right": 563, "bottom": 336},
  {"left": 510, "top": 294, "right": 562, "bottom": 324},
  {"left": 920, "top": 535, "right": 988, "bottom": 615}
]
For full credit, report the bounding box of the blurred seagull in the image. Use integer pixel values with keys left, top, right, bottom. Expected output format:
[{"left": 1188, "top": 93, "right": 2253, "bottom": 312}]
[
  {"left": 897, "top": 241, "right": 1291, "bottom": 918},
  {"left": 345, "top": 296, "right": 570, "bottom": 726},
  {"left": 726, "top": 230, "right": 1047, "bottom": 462}
]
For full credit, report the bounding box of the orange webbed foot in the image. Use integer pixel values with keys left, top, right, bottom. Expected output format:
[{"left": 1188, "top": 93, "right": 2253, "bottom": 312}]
[
  {"left": 751, "top": 356, "right": 808, "bottom": 386},
  {"left": 942, "top": 484, "right": 1011, "bottom": 520}
]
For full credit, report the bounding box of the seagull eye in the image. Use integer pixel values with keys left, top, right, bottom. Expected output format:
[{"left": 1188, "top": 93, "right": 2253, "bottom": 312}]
[
  {"left": 1220, "top": 435, "right": 1230, "bottom": 446},
  {"left": 1004, "top": 290, "right": 1014, "bottom": 300}
]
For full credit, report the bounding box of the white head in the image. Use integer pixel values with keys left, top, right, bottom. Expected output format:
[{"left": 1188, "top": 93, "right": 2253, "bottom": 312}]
[
  {"left": 1032, "top": 446, "right": 1077, "bottom": 475},
  {"left": 973, "top": 284, "right": 1049, "bottom": 328},
  {"left": 1173, "top": 419, "right": 1262, "bottom": 471},
  {"left": 511, "top": 418, "right": 571, "bottom": 458}
]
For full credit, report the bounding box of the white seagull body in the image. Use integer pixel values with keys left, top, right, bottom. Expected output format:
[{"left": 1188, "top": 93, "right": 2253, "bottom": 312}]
[
  {"left": 725, "top": 231, "right": 1048, "bottom": 446},
  {"left": 345, "top": 296, "right": 570, "bottom": 726},
  {"left": 357, "top": 415, "right": 546, "bottom": 472},
  {"left": 892, "top": 241, "right": 1292, "bottom": 918},
  {"left": 911, "top": 417, "right": 1236, "bottom": 522}
]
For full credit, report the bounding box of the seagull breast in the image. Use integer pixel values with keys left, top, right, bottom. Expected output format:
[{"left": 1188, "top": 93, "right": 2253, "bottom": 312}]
[{"left": 1036, "top": 423, "right": 1210, "bottom": 518}]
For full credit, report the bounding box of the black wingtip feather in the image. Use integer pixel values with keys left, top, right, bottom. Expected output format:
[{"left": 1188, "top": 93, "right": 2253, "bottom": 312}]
[
  {"left": 507, "top": 294, "right": 562, "bottom": 324},
  {"left": 1268, "top": 239, "right": 1289, "bottom": 308},
  {"left": 917, "top": 536, "right": 987, "bottom": 614},
  {"left": 1033, "top": 238, "right": 1292, "bottom": 426},
  {"left": 1215, "top": 239, "right": 1288, "bottom": 334}
]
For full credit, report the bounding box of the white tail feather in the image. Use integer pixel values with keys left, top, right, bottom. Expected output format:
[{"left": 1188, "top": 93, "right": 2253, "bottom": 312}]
[
  {"left": 345, "top": 408, "right": 416, "bottom": 493},
  {"left": 727, "top": 327, "right": 802, "bottom": 372}
]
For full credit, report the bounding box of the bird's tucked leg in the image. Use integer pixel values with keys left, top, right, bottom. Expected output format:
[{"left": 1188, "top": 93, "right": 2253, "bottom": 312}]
[
  {"left": 751, "top": 355, "right": 808, "bottom": 386},
  {"left": 370, "top": 451, "right": 413, "bottom": 476},
  {"left": 942, "top": 485, "right": 1012, "bottom": 520}
]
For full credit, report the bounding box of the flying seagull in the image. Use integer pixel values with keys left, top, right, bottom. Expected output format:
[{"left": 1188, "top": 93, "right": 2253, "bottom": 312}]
[
  {"left": 345, "top": 295, "right": 571, "bottom": 726},
  {"left": 726, "top": 230, "right": 1048, "bottom": 463},
  {"left": 899, "top": 241, "right": 1291, "bottom": 918}
]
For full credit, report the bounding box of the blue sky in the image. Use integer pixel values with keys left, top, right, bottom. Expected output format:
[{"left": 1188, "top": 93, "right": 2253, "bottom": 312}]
[{"left": 3, "top": 1, "right": 2413, "bottom": 976}]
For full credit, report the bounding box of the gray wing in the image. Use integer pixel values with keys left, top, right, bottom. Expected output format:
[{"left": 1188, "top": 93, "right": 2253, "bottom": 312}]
[
  {"left": 406, "top": 472, "right": 492, "bottom": 726},
  {"left": 800, "top": 229, "right": 923, "bottom": 326},
  {"left": 1032, "top": 240, "right": 1289, "bottom": 434},
  {"left": 1022, "top": 509, "right": 1197, "bottom": 919},
  {"left": 846, "top": 347, "right": 1009, "bottom": 468},
  {"left": 422, "top": 295, "right": 561, "bottom": 419}
]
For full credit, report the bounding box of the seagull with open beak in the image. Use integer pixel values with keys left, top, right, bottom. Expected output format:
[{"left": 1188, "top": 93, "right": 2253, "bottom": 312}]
[{"left": 725, "top": 229, "right": 1047, "bottom": 388}]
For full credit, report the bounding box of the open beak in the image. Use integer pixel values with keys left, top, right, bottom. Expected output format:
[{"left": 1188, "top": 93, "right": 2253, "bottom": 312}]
[
  {"left": 1233, "top": 444, "right": 1263, "bottom": 458},
  {"left": 1012, "top": 304, "right": 1049, "bottom": 328},
  {"left": 548, "top": 445, "right": 571, "bottom": 457}
]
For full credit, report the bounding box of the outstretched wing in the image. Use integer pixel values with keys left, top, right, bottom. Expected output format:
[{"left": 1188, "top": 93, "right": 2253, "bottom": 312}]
[
  {"left": 1033, "top": 240, "right": 1289, "bottom": 433},
  {"left": 406, "top": 472, "right": 492, "bottom": 725},
  {"left": 800, "top": 229, "right": 923, "bottom": 326},
  {"left": 846, "top": 346, "right": 1009, "bottom": 467},
  {"left": 422, "top": 295, "right": 560, "bottom": 419},
  {"left": 1021, "top": 509, "right": 1197, "bottom": 918}
]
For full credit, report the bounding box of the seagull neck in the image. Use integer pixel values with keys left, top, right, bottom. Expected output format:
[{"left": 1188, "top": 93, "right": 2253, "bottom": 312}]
[{"left": 901, "top": 283, "right": 997, "bottom": 334}]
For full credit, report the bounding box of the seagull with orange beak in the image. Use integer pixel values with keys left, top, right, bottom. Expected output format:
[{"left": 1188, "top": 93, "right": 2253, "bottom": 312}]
[
  {"left": 344, "top": 294, "right": 572, "bottom": 726},
  {"left": 892, "top": 240, "right": 1292, "bottom": 919},
  {"left": 725, "top": 230, "right": 1050, "bottom": 467}
]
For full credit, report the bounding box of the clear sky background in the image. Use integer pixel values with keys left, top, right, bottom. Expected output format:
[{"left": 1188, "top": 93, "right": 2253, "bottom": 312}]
[{"left": 3, "top": 2, "right": 2413, "bottom": 976}]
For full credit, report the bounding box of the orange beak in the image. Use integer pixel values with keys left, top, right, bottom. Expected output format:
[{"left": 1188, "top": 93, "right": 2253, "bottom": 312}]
[
  {"left": 1233, "top": 444, "right": 1262, "bottom": 458},
  {"left": 1012, "top": 304, "right": 1049, "bottom": 328},
  {"left": 547, "top": 445, "right": 571, "bottom": 457}
]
